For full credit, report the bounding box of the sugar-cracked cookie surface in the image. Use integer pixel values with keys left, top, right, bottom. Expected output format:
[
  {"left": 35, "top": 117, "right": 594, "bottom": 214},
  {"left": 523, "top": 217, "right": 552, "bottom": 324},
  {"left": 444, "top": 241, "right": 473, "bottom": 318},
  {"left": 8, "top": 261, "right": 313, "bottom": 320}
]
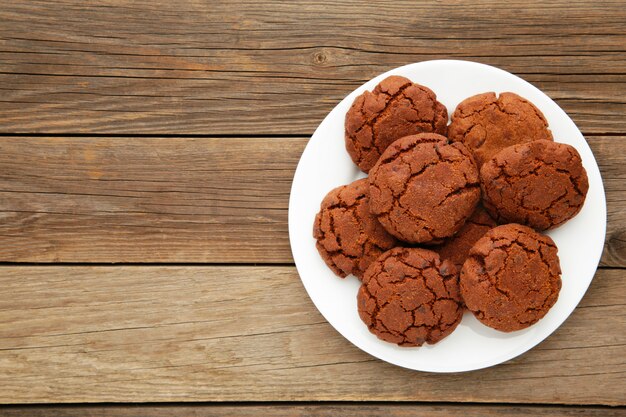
[
  {"left": 313, "top": 178, "right": 397, "bottom": 279},
  {"left": 460, "top": 224, "right": 562, "bottom": 332},
  {"left": 480, "top": 140, "right": 589, "bottom": 231},
  {"left": 345, "top": 75, "right": 448, "bottom": 172},
  {"left": 357, "top": 247, "right": 463, "bottom": 346},
  {"left": 369, "top": 136, "right": 481, "bottom": 244},
  {"left": 448, "top": 92, "right": 553, "bottom": 167},
  {"left": 434, "top": 205, "right": 497, "bottom": 270}
]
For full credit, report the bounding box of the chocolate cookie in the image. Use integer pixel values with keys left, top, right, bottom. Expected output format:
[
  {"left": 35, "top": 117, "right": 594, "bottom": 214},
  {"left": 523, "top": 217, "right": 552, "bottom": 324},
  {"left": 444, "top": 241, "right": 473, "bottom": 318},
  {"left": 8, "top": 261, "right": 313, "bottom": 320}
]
[
  {"left": 313, "top": 178, "right": 397, "bottom": 279},
  {"left": 480, "top": 140, "right": 589, "bottom": 230},
  {"left": 434, "top": 205, "right": 497, "bottom": 270},
  {"left": 345, "top": 75, "right": 448, "bottom": 172},
  {"left": 460, "top": 224, "right": 561, "bottom": 332},
  {"left": 357, "top": 247, "right": 463, "bottom": 346},
  {"left": 449, "top": 92, "right": 553, "bottom": 167},
  {"left": 369, "top": 136, "right": 481, "bottom": 243}
]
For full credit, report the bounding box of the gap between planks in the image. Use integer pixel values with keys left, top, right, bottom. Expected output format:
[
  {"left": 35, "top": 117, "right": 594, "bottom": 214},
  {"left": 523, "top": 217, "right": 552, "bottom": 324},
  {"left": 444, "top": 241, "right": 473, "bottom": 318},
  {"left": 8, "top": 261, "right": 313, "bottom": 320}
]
[{"left": 0, "top": 402, "right": 625, "bottom": 417}]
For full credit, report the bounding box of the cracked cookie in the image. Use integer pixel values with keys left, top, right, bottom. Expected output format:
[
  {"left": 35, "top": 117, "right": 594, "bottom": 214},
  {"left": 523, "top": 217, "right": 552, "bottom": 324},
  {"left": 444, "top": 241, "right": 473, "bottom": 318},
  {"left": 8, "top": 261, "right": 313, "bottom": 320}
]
[
  {"left": 345, "top": 75, "right": 448, "bottom": 172},
  {"left": 448, "top": 92, "right": 553, "bottom": 167},
  {"left": 369, "top": 136, "right": 481, "bottom": 244},
  {"left": 357, "top": 247, "right": 463, "bottom": 346},
  {"left": 460, "top": 224, "right": 562, "bottom": 332},
  {"left": 480, "top": 140, "right": 589, "bottom": 230},
  {"left": 314, "top": 178, "right": 398, "bottom": 279},
  {"left": 434, "top": 205, "right": 497, "bottom": 270}
]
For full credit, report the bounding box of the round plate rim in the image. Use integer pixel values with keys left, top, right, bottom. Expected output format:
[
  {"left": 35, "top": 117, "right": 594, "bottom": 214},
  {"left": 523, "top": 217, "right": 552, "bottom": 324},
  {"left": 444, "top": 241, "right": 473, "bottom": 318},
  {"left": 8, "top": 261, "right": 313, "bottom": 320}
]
[{"left": 288, "top": 59, "right": 607, "bottom": 373}]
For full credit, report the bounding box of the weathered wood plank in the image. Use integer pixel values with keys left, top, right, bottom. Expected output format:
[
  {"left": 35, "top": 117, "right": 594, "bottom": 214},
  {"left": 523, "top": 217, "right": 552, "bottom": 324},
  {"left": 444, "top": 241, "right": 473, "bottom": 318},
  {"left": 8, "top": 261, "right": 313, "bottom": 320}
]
[
  {"left": 0, "top": 0, "right": 624, "bottom": 134},
  {"left": 0, "top": 266, "right": 623, "bottom": 404},
  {"left": 0, "top": 404, "right": 624, "bottom": 417},
  {"left": 0, "top": 137, "right": 305, "bottom": 263},
  {"left": 0, "top": 136, "right": 623, "bottom": 266}
]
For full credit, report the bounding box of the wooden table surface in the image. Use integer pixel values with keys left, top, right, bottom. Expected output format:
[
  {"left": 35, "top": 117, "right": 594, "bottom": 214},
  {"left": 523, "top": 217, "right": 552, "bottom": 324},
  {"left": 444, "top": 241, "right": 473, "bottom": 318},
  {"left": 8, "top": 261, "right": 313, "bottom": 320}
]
[{"left": 1, "top": 1, "right": 625, "bottom": 415}]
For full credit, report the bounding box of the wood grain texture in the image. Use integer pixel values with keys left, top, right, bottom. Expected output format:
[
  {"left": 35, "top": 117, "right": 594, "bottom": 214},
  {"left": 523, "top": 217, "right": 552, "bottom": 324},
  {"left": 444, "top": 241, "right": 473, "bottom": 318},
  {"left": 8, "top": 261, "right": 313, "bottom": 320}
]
[
  {"left": 0, "top": 137, "right": 305, "bottom": 263},
  {"left": 0, "top": 136, "right": 623, "bottom": 266},
  {"left": 0, "top": 0, "right": 624, "bottom": 408},
  {"left": 0, "top": 266, "right": 623, "bottom": 405},
  {"left": 1, "top": 404, "right": 624, "bottom": 417},
  {"left": 0, "top": 0, "right": 625, "bottom": 134}
]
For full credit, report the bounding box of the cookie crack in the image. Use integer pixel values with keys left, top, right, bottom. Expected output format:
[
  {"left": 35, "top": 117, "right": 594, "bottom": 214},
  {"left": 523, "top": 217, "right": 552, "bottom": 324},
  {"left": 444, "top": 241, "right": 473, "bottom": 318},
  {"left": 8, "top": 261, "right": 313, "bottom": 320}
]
[
  {"left": 350, "top": 196, "right": 369, "bottom": 259},
  {"left": 354, "top": 81, "right": 413, "bottom": 150},
  {"left": 328, "top": 208, "right": 342, "bottom": 248},
  {"left": 523, "top": 98, "right": 551, "bottom": 131},
  {"left": 471, "top": 254, "right": 512, "bottom": 302},
  {"left": 374, "top": 142, "right": 478, "bottom": 241},
  {"left": 398, "top": 254, "right": 462, "bottom": 324},
  {"left": 315, "top": 214, "right": 348, "bottom": 277},
  {"left": 469, "top": 230, "right": 559, "bottom": 325},
  {"left": 494, "top": 95, "right": 524, "bottom": 118},
  {"left": 361, "top": 281, "right": 394, "bottom": 335},
  {"left": 377, "top": 135, "right": 435, "bottom": 166},
  {"left": 346, "top": 130, "right": 366, "bottom": 163},
  {"left": 390, "top": 199, "right": 436, "bottom": 240},
  {"left": 395, "top": 260, "right": 438, "bottom": 305},
  {"left": 556, "top": 166, "right": 585, "bottom": 198},
  {"left": 455, "top": 101, "right": 498, "bottom": 120},
  {"left": 486, "top": 154, "right": 585, "bottom": 225},
  {"left": 403, "top": 89, "right": 441, "bottom": 132},
  {"left": 434, "top": 184, "right": 481, "bottom": 209},
  {"left": 374, "top": 157, "right": 447, "bottom": 240},
  {"left": 324, "top": 194, "right": 367, "bottom": 211},
  {"left": 368, "top": 278, "right": 412, "bottom": 337},
  {"left": 318, "top": 191, "right": 392, "bottom": 277},
  {"left": 362, "top": 249, "right": 463, "bottom": 346},
  {"left": 317, "top": 205, "right": 361, "bottom": 275}
]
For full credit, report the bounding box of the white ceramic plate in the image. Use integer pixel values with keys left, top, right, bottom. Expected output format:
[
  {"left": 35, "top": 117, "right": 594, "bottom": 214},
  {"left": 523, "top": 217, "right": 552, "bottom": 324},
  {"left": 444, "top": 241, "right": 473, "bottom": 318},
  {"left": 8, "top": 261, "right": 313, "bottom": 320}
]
[{"left": 288, "top": 60, "right": 606, "bottom": 372}]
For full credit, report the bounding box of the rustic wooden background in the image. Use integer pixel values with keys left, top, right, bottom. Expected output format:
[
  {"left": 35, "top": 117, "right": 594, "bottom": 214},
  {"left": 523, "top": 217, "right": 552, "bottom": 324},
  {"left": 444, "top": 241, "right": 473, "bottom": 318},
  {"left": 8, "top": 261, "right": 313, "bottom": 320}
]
[{"left": 0, "top": 1, "right": 624, "bottom": 415}]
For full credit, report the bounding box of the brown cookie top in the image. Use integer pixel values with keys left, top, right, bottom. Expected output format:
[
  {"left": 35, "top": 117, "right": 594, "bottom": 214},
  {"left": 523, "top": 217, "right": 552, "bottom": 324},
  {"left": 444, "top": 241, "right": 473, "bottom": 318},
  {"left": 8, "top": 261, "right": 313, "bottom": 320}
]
[
  {"left": 448, "top": 92, "right": 553, "bottom": 167},
  {"left": 480, "top": 140, "right": 589, "bottom": 230},
  {"left": 434, "top": 205, "right": 497, "bottom": 271},
  {"left": 345, "top": 75, "right": 448, "bottom": 172},
  {"left": 369, "top": 136, "right": 481, "bottom": 244},
  {"left": 460, "top": 224, "right": 562, "bottom": 332},
  {"left": 313, "top": 178, "right": 397, "bottom": 279},
  {"left": 357, "top": 247, "right": 463, "bottom": 346}
]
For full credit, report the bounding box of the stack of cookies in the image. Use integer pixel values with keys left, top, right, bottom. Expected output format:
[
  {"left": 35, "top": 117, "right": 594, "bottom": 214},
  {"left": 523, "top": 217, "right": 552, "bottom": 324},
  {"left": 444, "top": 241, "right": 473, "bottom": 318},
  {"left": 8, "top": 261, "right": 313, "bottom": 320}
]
[{"left": 314, "top": 75, "right": 589, "bottom": 347}]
